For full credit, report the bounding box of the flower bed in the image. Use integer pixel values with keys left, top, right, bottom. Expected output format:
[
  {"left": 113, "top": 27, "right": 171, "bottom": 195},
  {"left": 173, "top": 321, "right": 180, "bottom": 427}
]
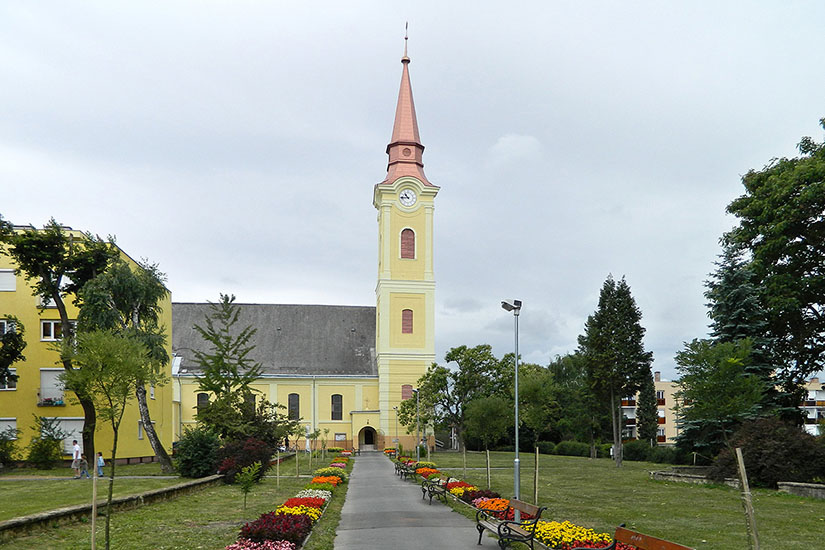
[{"left": 228, "top": 455, "right": 350, "bottom": 549}]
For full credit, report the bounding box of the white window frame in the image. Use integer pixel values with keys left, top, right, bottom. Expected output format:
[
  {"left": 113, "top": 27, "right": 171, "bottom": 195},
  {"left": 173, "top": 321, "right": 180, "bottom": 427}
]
[
  {"left": 656, "top": 390, "right": 665, "bottom": 399},
  {"left": 0, "top": 269, "right": 15, "bottom": 292},
  {"left": 0, "top": 418, "right": 17, "bottom": 439},
  {"left": 0, "top": 368, "right": 16, "bottom": 391},
  {"left": 657, "top": 428, "right": 666, "bottom": 437},
  {"left": 149, "top": 384, "right": 155, "bottom": 400},
  {"left": 0, "top": 319, "right": 7, "bottom": 334},
  {"left": 48, "top": 417, "right": 84, "bottom": 454},
  {"left": 40, "top": 320, "right": 75, "bottom": 341},
  {"left": 138, "top": 420, "right": 156, "bottom": 440}
]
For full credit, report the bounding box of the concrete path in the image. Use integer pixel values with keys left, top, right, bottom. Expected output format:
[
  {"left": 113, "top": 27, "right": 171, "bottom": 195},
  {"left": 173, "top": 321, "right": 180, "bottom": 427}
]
[{"left": 334, "top": 452, "right": 485, "bottom": 550}]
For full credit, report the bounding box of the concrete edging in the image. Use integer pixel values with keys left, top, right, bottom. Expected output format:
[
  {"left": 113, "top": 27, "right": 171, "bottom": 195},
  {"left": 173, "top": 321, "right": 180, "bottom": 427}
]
[
  {"left": 0, "top": 474, "right": 223, "bottom": 541},
  {"left": 778, "top": 481, "right": 825, "bottom": 499},
  {"left": 649, "top": 470, "right": 740, "bottom": 488}
]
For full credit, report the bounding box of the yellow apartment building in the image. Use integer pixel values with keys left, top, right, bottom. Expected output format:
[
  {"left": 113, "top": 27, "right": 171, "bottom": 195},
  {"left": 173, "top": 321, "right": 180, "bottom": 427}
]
[{"left": 0, "top": 230, "right": 174, "bottom": 462}]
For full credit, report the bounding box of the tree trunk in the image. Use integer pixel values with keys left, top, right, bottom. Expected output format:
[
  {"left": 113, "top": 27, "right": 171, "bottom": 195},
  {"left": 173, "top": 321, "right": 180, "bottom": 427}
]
[
  {"left": 610, "top": 389, "right": 622, "bottom": 468},
  {"left": 106, "top": 430, "right": 118, "bottom": 550},
  {"left": 462, "top": 445, "right": 467, "bottom": 480},
  {"left": 135, "top": 384, "right": 174, "bottom": 472}
]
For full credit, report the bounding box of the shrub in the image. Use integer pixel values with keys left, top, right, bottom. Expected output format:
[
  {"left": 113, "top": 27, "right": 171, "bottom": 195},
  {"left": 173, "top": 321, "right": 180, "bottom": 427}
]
[
  {"left": 708, "top": 417, "right": 825, "bottom": 488},
  {"left": 536, "top": 441, "right": 555, "bottom": 455},
  {"left": 650, "top": 446, "right": 679, "bottom": 464},
  {"left": 239, "top": 511, "right": 313, "bottom": 545},
  {"left": 26, "top": 438, "right": 63, "bottom": 469},
  {"left": 0, "top": 426, "right": 21, "bottom": 468},
  {"left": 554, "top": 440, "right": 590, "bottom": 457},
  {"left": 623, "top": 440, "right": 652, "bottom": 462},
  {"left": 176, "top": 425, "right": 220, "bottom": 478},
  {"left": 218, "top": 438, "right": 274, "bottom": 483},
  {"left": 326, "top": 447, "right": 344, "bottom": 453}
]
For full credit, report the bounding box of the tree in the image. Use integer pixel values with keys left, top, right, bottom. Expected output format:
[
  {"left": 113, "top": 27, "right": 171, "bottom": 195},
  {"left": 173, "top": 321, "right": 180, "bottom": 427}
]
[
  {"left": 0, "top": 317, "right": 26, "bottom": 388},
  {"left": 704, "top": 243, "right": 788, "bottom": 416},
  {"left": 636, "top": 369, "right": 658, "bottom": 447},
  {"left": 77, "top": 258, "right": 174, "bottom": 472},
  {"left": 62, "top": 330, "right": 150, "bottom": 550},
  {"left": 464, "top": 395, "right": 512, "bottom": 488},
  {"left": 674, "top": 339, "right": 765, "bottom": 456},
  {"left": 0, "top": 219, "right": 117, "bottom": 458},
  {"left": 398, "top": 344, "right": 508, "bottom": 449},
  {"left": 578, "top": 276, "right": 653, "bottom": 467},
  {"left": 193, "top": 294, "right": 263, "bottom": 438},
  {"left": 725, "top": 119, "right": 825, "bottom": 414}
]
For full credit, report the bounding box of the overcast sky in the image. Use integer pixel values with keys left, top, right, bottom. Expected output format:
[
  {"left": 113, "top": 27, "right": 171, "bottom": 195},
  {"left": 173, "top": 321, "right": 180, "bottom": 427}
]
[{"left": 2, "top": 2, "right": 824, "bottom": 380}]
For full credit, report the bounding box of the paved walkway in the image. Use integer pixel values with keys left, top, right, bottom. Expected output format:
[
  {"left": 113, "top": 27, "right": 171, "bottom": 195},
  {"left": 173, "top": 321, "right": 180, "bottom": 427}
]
[{"left": 334, "top": 452, "right": 484, "bottom": 550}]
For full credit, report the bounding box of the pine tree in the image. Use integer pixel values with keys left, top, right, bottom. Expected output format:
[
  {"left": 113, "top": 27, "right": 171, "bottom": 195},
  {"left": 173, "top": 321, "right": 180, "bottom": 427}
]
[
  {"left": 636, "top": 368, "right": 658, "bottom": 447},
  {"left": 578, "top": 275, "right": 653, "bottom": 467}
]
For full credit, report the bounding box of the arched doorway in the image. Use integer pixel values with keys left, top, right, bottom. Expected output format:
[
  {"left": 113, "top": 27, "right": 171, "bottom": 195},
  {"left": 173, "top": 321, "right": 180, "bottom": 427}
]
[{"left": 358, "top": 426, "right": 377, "bottom": 451}]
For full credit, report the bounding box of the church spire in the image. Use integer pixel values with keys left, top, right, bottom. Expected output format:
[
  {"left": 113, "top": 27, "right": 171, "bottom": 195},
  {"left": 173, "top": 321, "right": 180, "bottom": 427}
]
[{"left": 382, "top": 30, "right": 433, "bottom": 186}]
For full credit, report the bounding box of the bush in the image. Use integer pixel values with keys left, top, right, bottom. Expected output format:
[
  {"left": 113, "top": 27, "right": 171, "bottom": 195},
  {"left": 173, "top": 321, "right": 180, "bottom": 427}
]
[
  {"left": 708, "top": 417, "right": 825, "bottom": 488},
  {"left": 0, "top": 426, "right": 21, "bottom": 468},
  {"left": 650, "top": 446, "right": 679, "bottom": 464},
  {"left": 176, "top": 426, "right": 220, "bottom": 478},
  {"left": 217, "top": 438, "right": 274, "bottom": 483},
  {"left": 326, "top": 447, "right": 344, "bottom": 453},
  {"left": 239, "top": 511, "right": 313, "bottom": 545},
  {"left": 554, "top": 440, "right": 590, "bottom": 457},
  {"left": 623, "top": 440, "right": 652, "bottom": 462},
  {"left": 598, "top": 443, "right": 612, "bottom": 458},
  {"left": 312, "top": 467, "right": 348, "bottom": 482},
  {"left": 536, "top": 441, "right": 555, "bottom": 455}
]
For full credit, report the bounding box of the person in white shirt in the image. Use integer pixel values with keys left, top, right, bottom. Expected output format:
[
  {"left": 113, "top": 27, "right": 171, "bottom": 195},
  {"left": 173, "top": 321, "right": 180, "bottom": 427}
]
[{"left": 71, "top": 440, "right": 81, "bottom": 478}]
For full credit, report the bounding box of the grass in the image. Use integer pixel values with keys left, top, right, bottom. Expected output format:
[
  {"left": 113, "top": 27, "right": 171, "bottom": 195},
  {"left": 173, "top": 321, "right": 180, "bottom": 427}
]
[
  {"left": 0, "top": 461, "right": 175, "bottom": 477},
  {"left": 1, "top": 452, "right": 352, "bottom": 550},
  {"left": 421, "top": 450, "right": 825, "bottom": 550}
]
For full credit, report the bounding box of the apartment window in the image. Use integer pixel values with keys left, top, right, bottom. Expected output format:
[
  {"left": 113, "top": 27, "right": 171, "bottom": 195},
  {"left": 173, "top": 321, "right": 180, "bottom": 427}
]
[
  {"left": 0, "top": 418, "right": 18, "bottom": 439},
  {"left": 400, "top": 229, "right": 415, "bottom": 259},
  {"left": 656, "top": 390, "right": 665, "bottom": 399},
  {"left": 0, "top": 319, "right": 8, "bottom": 334},
  {"left": 149, "top": 384, "right": 155, "bottom": 400},
  {"left": 657, "top": 428, "right": 665, "bottom": 437},
  {"left": 50, "top": 418, "right": 83, "bottom": 454},
  {"left": 39, "top": 369, "right": 64, "bottom": 405},
  {"left": 41, "top": 320, "right": 75, "bottom": 341},
  {"left": 0, "top": 270, "right": 15, "bottom": 292},
  {"left": 0, "top": 369, "right": 17, "bottom": 390},
  {"left": 401, "top": 309, "right": 413, "bottom": 334},
  {"left": 138, "top": 420, "right": 156, "bottom": 440},
  {"left": 288, "top": 393, "right": 300, "bottom": 420},
  {"left": 331, "top": 394, "right": 343, "bottom": 421}
]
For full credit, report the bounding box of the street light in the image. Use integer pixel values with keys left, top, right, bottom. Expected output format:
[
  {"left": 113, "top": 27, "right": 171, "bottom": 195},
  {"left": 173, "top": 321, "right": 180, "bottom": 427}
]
[
  {"left": 501, "top": 299, "right": 522, "bottom": 519},
  {"left": 412, "top": 388, "right": 421, "bottom": 462},
  {"left": 393, "top": 406, "right": 399, "bottom": 455}
]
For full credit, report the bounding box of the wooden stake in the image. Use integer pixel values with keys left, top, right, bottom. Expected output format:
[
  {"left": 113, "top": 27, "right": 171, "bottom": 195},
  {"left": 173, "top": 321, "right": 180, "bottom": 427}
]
[
  {"left": 276, "top": 449, "right": 280, "bottom": 488},
  {"left": 534, "top": 446, "right": 539, "bottom": 505},
  {"left": 462, "top": 445, "right": 467, "bottom": 480},
  {"left": 91, "top": 464, "right": 98, "bottom": 550},
  {"left": 735, "top": 447, "right": 760, "bottom": 550},
  {"left": 486, "top": 448, "right": 491, "bottom": 489}
]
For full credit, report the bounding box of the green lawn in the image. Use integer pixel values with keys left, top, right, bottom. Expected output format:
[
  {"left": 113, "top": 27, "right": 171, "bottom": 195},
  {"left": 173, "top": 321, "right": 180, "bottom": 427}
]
[
  {"left": 426, "top": 450, "right": 825, "bottom": 550},
  {"left": 1, "top": 453, "right": 351, "bottom": 550}
]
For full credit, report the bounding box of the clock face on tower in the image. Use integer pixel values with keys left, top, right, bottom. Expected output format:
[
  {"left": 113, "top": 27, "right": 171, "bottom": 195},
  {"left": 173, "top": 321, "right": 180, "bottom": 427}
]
[{"left": 399, "top": 189, "right": 417, "bottom": 207}]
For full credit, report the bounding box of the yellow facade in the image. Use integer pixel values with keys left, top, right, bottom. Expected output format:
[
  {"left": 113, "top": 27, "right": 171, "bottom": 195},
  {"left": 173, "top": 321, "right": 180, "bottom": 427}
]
[{"left": 0, "top": 232, "right": 174, "bottom": 462}]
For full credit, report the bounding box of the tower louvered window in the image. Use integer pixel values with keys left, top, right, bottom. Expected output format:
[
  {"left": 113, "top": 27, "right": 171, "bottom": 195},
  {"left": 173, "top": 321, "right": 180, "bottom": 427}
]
[
  {"left": 400, "top": 229, "right": 415, "bottom": 259},
  {"left": 401, "top": 309, "right": 413, "bottom": 334}
]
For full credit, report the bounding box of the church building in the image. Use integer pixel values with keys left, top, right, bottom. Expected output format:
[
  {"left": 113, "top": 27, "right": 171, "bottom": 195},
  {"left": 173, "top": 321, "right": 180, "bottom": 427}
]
[{"left": 171, "top": 47, "right": 439, "bottom": 451}]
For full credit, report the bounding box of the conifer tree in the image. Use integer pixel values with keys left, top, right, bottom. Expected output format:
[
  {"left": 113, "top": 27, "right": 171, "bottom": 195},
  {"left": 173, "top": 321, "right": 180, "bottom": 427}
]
[
  {"left": 578, "top": 275, "right": 653, "bottom": 467},
  {"left": 635, "top": 368, "right": 658, "bottom": 447}
]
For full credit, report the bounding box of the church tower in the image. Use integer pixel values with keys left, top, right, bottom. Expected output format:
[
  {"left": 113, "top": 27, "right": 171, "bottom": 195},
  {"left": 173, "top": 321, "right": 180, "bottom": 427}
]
[{"left": 374, "top": 41, "right": 439, "bottom": 444}]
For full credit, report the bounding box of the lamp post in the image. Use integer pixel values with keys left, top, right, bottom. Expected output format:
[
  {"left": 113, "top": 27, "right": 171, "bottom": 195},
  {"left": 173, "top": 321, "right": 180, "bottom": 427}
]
[
  {"left": 413, "top": 388, "right": 420, "bottom": 462},
  {"left": 501, "top": 299, "right": 522, "bottom": 519},
  {"left": 393, "top": 406, "right": 399, "bottom": 455}
]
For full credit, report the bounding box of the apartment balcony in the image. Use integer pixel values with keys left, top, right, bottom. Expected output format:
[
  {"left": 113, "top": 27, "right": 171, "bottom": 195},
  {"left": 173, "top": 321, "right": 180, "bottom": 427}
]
[
  {"left": 657, "top": 417, "right": 666, "bottom": 424},
  {"left": 657, "top": 435, "right": 667, "bottom": 443},
  {"left": 621, "top": 399, "right": 636, "bottom": 407},
  {"left": 625, "top": 418, "right": 637, "bottom": 426},
  {"left": 657, "top": 398, "right": 666, "bottom": 406},
  {"left": 37, "top": 388, "right": 65, "bottom": 407}
]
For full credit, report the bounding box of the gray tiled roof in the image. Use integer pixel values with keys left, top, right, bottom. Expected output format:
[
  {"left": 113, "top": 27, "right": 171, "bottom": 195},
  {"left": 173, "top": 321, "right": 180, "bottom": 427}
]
[{"left": 172, "top": 303, "right": 377, "bottom": 377}]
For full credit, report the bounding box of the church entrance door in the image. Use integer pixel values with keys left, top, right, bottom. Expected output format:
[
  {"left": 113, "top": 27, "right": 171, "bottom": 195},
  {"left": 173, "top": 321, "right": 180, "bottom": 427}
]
[{"left": 359, "top": 426, "right": 377, "bottom": 451}]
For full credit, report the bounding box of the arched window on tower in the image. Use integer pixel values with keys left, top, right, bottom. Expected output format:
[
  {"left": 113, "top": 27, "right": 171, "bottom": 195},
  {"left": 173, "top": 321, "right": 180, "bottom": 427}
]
[
  {"left": 401, "top": 309, "right": 413, "bottom": 334},
  {"left": 331, "top": 394, "right": 343, "bottom": 420},
  {"left": 288, "top": 393, "right": 300, "bottom": 420},
  {"left": 400, "top": 229, "right": 415, "bottom": 259}
]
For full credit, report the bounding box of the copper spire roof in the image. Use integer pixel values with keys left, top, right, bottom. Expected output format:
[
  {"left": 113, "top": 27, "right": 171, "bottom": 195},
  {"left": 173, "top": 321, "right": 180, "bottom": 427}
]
[{"left": 381, "top": 36, "right": 434, "bottom": 186}]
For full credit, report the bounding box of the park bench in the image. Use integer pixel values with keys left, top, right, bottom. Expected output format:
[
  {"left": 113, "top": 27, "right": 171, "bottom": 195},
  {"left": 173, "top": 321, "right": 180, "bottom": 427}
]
[
  {"left": 475, "top": 498, "right": 546, "bottom": 550},
  {"left": 398, "top": 463, "right": 418, "bottom": 480},
  {"left": 572, "top": 525, "right": 695, "bottom": 550},
  {"left": 421, "top": 474, "right": 449, "bottom": 504}
]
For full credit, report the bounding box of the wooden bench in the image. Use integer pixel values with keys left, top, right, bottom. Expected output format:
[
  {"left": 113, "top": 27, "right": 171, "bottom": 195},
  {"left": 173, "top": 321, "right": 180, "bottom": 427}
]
[
  {"left": 475, "top": 498, "right": 546, "bottom": 549},
  {"left": 421, "top": 474, "right": 449, "bottom": 504},
  {"left": 572, "top": 525, "right": 695, "bottom": 550}
]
